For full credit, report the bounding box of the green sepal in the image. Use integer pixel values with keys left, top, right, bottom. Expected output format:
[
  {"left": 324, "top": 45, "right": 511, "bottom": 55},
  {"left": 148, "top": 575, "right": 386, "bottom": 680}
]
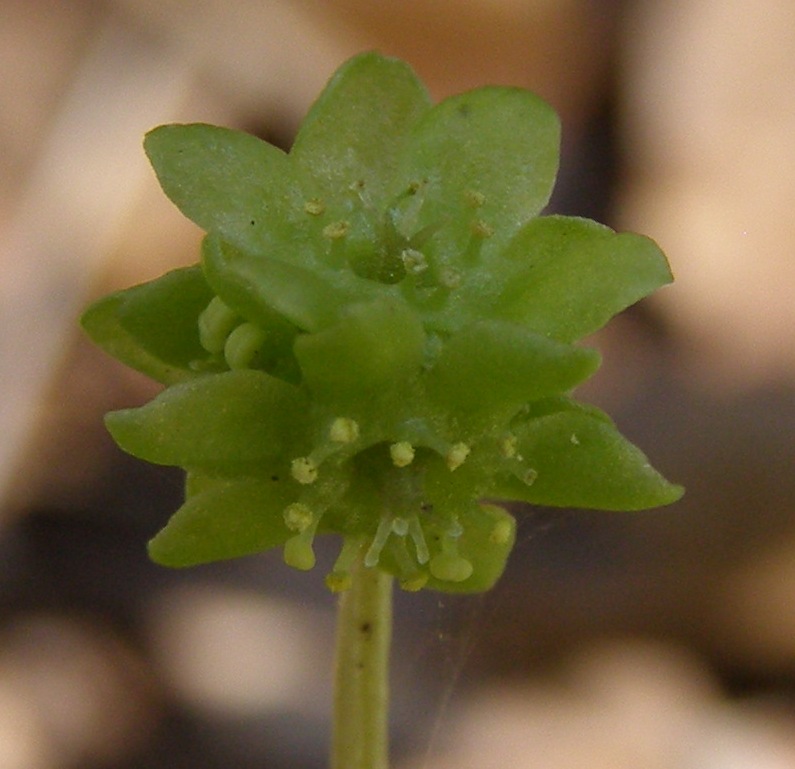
[
  {"left": 291, "top": 52, "right": 431, "bottom": 210},
  {"left": 294, "top": 297, "right": 425, "bottom": 399},
  {"left": 148, "top": 476, "right": 295, "bottom": 567},
  {"left": 144, "top": 123, "right": 301, "bottom": 256},
  {"left": 498, "top": 406, "right": 683, "bottom": 510},
  {"left": 80, "top": 266, "right": 214, "bottom": 384},
  {"left": 393, "top": 86, "right": 560, "bottom": 256},
  {"left": 105, "top": 369, "right": 308, "bottom": 474},
  {"left": 492, "top": 216, "right": 674, "bottom": 343},
  {"left": 425, "top": 320, "right": 600, "bottom": 420}
]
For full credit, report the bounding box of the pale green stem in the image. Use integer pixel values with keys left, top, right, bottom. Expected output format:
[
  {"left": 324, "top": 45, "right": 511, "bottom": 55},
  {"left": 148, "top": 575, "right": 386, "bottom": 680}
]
[{"left": 332, "top": 548, "right": 393, "bottom": 769}]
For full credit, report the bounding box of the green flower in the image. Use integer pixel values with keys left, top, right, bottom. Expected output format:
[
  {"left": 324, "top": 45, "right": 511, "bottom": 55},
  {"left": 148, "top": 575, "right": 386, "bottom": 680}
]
[{"left": 82, "top": 52, "right": 682, "bottom": 593}]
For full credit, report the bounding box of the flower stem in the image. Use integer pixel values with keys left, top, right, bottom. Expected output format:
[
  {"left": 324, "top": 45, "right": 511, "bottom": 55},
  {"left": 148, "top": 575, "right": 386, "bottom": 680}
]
[{"left": 332, "top": 546, "right": 393, "bottom": 769}]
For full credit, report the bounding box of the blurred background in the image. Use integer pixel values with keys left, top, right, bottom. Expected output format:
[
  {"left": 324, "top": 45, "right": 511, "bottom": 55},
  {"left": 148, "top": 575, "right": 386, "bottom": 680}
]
[{"left": 1, "top": 0, "right": 794, "bottom": 767}]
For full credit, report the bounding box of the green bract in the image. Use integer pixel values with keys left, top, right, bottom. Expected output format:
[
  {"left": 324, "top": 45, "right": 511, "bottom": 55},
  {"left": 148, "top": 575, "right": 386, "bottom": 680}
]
[{"left": 82, "top": 52, "right": 682, "bottom": 593}]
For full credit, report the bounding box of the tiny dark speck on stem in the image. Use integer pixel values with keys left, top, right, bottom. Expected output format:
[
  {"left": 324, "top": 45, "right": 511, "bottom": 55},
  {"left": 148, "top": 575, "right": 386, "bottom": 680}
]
[{"left": 360, "top": 622, "right": 371, "bottom": 634}]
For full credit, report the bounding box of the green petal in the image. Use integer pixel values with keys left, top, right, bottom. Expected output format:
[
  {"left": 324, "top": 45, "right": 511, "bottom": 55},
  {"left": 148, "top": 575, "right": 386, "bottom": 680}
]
[
  {"left": 294, "top": 297, "right": 425, "bottom": 399},
  {"left": 144, "top": 123, "right": 300, "bottom": 254},
  {"left": 499, "top": 407, "right": 683, "bottom": 510},
  {"left": 148, "top": 476, "right": 294, "bottom": 567},
  {"left": 491, "top": 216, "right": 674, "bottom": 342},
  {"left": 392, "top": 87, "right": 560, "bottom": 258},
  {"left": 425, "top": 320, "right": 600, "bottom": 421},
  {"left": 105, "top": 369, "right": 307, "bottom": 473},
  {"left": 291, "top": 52, "right": 431, "bottom": 209},
  {"left": 202, "top": 234, "right": 381, "bottom": 332},
  {"left": 80, "top": 266, "right": 213, "bottom": 384}
]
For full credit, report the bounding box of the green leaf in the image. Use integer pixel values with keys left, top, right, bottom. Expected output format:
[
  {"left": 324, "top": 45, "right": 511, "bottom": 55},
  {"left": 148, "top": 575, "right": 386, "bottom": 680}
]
[
  {"left": 393, "top": 87, "right": 560, "bottom": 257},
  {"left": 294, "top": 297, "right": 425, "bottom": 398},
  {"left": 499, "top": 407, "right": 683, "bottom": 510},
  {"left": 105, "top": 370, "right": 308, "bottom": 473},
  {"left": 81, "top": 266, "right": 213, "bottom": 384},
  {"left": 148, "top": 476, "right": 295, "bottom": 567},
  {"left": 144, "top": 123, "right": 300, "bottom": 255},
  {"left": 425, "top": 320, "right": 600, "bottom": 419},
  {"left": 291, "top": 52, "right": 431, "bottom": 208},
  {"left": 491, "top": 216, "right": 674, "bottom": 342}
]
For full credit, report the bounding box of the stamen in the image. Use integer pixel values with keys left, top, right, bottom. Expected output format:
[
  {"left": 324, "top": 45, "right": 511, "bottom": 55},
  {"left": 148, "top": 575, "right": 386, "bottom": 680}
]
[
  {"left": 364, "top": 517, "right": 394, "bottom": 567},
  {"left": 446, "top": 442, "right": 471, "bottom": 471},
  {"left": 291, "top": 457, "right": 318, "bottom": 484},
  {"left": 489, "top": 517, "right": 513, "bottom": 545},
  {"left": 407, "top": 516, "right": 430, "bottom": 564},
  {"left": 390, "top": 442, "right": 415, "bottom": 468},
  {"left": 329, "top": 417, "right": 360, "bottom": 444},
  {"left": 400, "top": 573, "right": 429, "bottom": 592},
  {"left": 283, "top": 502, "right": 314, "bottom": 532},
  {"left": 325, "top": 536, "right": 364, "bottom": 593},
  {"left": 390, "top": 536, "right": 428, "bottom": 591}
]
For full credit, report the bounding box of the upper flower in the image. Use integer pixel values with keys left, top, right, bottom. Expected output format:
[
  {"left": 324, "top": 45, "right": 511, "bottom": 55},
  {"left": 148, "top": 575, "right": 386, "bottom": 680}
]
[{"left": 82, "top": 52, "right": 682, "bottom": 593}]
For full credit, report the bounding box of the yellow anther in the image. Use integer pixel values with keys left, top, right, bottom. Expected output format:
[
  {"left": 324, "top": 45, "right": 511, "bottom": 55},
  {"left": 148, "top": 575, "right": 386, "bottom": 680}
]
[
  {"left": 489, "top": 518, "right": 513, "bottom": 545},
  {"left": 499, "top": 434, "right": 518, "bottom": 459},
  {"left": 329, "top": 417, "right": 360, "bottom": 444},
  {"left": 446, "top": 442, "right": 471, "bottom": 471},
  {"left": 323, "top": 220, "right": 350, "bottom": 239},
  {"left": 291, "top": 457, "right": 318, "bottom": 484},
  {"left": 471, "top": 219, "right": 494, "bottom": 238},
  {"left": 304, "top": 198, "right": 325, "bottom": 216},
  {"left": 464, "top": 189, "right": 486, "bottom": 207},
  {"left": 570, "top": 433, "right": 580, "bottom": 445},
  {"left": 283, "top": 502, "right": 314, "bottom": 532},
  {"left": 390, "top": 442, "right": 415, "bottom": 468},
  {"left": 325, "top": 537, "right": 364, "bottom": 593},
  {"left": 400, "top": 248, "right": 428, "bottom": 275},
  {"left": 400, "top": 573, "right": 429, "bottom": 592}
]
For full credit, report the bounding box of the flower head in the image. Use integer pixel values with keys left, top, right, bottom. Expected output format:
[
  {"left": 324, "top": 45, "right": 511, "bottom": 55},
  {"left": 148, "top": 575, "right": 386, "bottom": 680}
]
[{"left": 82, "top": 53, "right": 682, "bottom": 593}]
